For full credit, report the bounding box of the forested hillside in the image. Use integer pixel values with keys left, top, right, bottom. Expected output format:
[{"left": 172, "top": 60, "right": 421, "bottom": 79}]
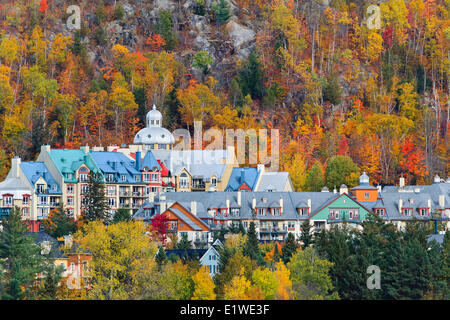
[{"left": 0, "top": 0, "right": 448, "bottom": 187}]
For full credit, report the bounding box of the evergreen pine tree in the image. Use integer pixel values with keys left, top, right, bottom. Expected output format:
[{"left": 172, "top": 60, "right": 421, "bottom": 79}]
[
  {"left": 299, "top": 220, "right": 313, "bottom": 249},
  {"left": 213, "top": 0, "right": 230, "bottom": 24},
  {"left": 112, "top": 208, "right": 131, "bottom": 224},
  {"left": 442, "top": 231, "right": 450, "bottom": 298},
  {"left": 175, "top": 233, "right": 192, "bottom": 251},
  {"left": 243, "top": 222, "right": 264, "bottom": 265},
  {"left": 282, "top": 232, "right": 299, "bottom": 264},
  {"left": 0, "top": 207, "right": 44, "bottom": 300},
  {"left": 155, "top": 246, "right": 168, "bottom": 270},
  {"left": 81, "top": 171, "right": 110, "bottom": 225},
  {"left": 238, "top": 50, "right": 264, "bottom": 99}
]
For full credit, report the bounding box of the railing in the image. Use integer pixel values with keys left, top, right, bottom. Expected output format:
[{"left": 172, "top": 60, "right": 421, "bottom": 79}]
[
  {"left": 119, "top": 191, "right": 130, "bottom": 196},
  {"left": 50, "top": 202, "right": 60, "bottom": 207}
]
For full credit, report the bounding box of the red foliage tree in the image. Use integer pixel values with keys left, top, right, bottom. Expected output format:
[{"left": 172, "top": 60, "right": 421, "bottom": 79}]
[
  {"left": 39, "top": 0, "right": 48, "bottom": 13},
  {"left": 150, "top": 213, "right": 169, "bottom": 243}
]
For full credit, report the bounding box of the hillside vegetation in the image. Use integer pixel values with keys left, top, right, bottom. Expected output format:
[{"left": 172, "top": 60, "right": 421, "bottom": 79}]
[{"left": 0, "top": 0, "right": 448, "bottom": 187}]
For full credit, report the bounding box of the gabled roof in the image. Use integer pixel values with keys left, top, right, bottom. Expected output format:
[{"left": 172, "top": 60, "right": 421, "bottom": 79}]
[
  {"left": 256, "top": 172, "right": 291, "bottom": 192},
  {"left": 20, "top": 162, "right": 61, "bottom": 194},
  {"left": 49, "top": 149, "right": 102, "bottom": 183},
  {"left": 226, "top": 167, "right": 259, "bottom": 191},
  {"left": 140, "top": 151, "right": 161, "bottom": 171}
]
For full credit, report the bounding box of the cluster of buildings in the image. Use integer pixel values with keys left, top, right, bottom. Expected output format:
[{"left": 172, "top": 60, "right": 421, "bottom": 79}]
[
  {"left": 0, "top": 105, "right": 448, "bottom": 245},
  {"left": 0, "top": 106, "right": 292, "bottom": 231}
]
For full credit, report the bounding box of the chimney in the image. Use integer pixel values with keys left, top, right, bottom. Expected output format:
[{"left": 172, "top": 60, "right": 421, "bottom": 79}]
[
  {"left": 279, "top": 197, "right": 283, "bottom": 213},
  {"left": 12, "top": 156, "right": 21, "bottom": 178},
  {"left": 252, "top": 198, "right": 256, "bottom": 209},
  {"left": 226, "top": 199, "right": 230, "bottom": 214},
  {"left": 160, "top": 201, "right": 167, "bottom": 213},
  {"left": 434, "top": 174, "right": 441, "bottom": 184},
  {"left": 41, "top": 145, "right": 51, "bottom": 154},
  {"left": 257, "top": 163, "right": 265, "bottom": 173},
  {"left": 427, "top": 199, "right": 431, "bottom": 209},
  {"left": 377, "top": 185, "right": 382, "bottom": 193},
  {"left": 439, "top": 195, "right": 445, "bottom": 208},
  {"left": 399, "top": 176, "right": 405, "bottom": 188},
  {"left": 398, "top": 199, "right": 403, "bottom": 213},
  {"left": 135, "top": 151, "right": 142, "bottom": 171},
  {"left": 64, "top": 235, "right": 73, "bottom": 248},
  {"left": 80, "top": 145, "right": 89, "bottom": 155},
  {"left": 237, "top": 191, "right": 241, "bottom": 206},
  {"left": 191, "top": 201, "right": 197, "bottom": 215},
  {"left": 307, "top": 198, "right": 311, "bottom": 212},
  {"left": 333, "top": 186, "right": 337, "bottom": 194}
]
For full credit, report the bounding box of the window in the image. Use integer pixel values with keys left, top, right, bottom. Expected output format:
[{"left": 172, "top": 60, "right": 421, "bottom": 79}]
[
  {"left": 22, "top": 208, "right": 29, "bottom": 217},
  {"left": 4, "top": 196, "right": 12, "bottom": 206},
  {"left": 38, "top": 196, "right": 48, "bottom": 205},
  {"left": 108, "top": 198, "right": 116, "bottom": 207},
  {"left": 135, "top": 175, "right": 140, "bottom": 182},
  {"left": 70, "top": 263, "right": 75, "bottom": 273},
  {"left": 67, "top": 209, "right": 74, "bottom": 217},
  {"left": 79, "top": 174, "right": 88, "bottom": 182},
  {"left": 159, "top": 144, "right": 167, "bottom": 150},
  {"left": 364, "top": 193, "right": 369, "bottom": 199},
  {"left": 419, "top": 208, "right": 428, "bottom": 216},
  {"left": 375, "top": 208, "right": 385, "bottom": 216},
  {"left": 149, "top": 144, "right": 155, "bottom": 150},
  {"left": 402, "top": 208, "right": 412, "bottom": 216},
  {"left": 67, "top": 197, "right": 74, "bottom": 206},
  {"left": 180, "top": 173, "right": 189, "bottom": 188},
  {"left": 23, "top": 196, "right": 29, "bottom": 205},
  {"left": 51, "top": 184, "right": 57, "bottom": 191},
  {"left": 349, "top": 210, "right": 359, "bottom": 220},
  {"left": 271, "top": 208, "right": 280, "bottom": 215},
  {"left": 298, "top": 208, "right": 308, "bottom": 216},
  {"left": 257, "top": 208, "right": 266, "bottom": 216},
  {"left": 211, "top": 178, "right": 217, "bottom": 187},
  {"left": 230, "top": 208, "right": 240, "bottom": 216},
  {"left": 105, "top": 174, "right": 114, "bottom": 183},
  {"left": 67, "top": 185, "right": 73, "bottom": 194},
  {"left": 81, "top": 185, "right": 89, "bottom": 194},
  {"left": 107, "top": 186, "right": 116, "bottom": 196},
  {"left": 121, "top": 175, "right": 126, "bottom": 182},
  {"left": 151, "top": 173, "right": 158, "bottom": 182},
  {"left": 143, "top": 173, "right": 150, "bottom": 182},
  {"left": 330, "top": 210, "right": 339, "bottom": 219},
  {"left": 37, "top": 184, "right": 45, "bottom": 193}
]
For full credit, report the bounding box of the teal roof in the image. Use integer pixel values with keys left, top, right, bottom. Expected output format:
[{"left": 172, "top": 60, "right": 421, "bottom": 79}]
[{"left": 49, "top": 149, "right": 103, "bottom": 183}]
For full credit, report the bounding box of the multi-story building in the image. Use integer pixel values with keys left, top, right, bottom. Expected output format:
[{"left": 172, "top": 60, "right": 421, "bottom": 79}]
[{"left": 133, "top": 172, "right": 450, "bottom": 242}]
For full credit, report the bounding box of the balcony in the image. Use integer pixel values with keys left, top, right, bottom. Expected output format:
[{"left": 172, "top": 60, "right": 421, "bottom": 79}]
[
  {"left": 50, "top": 202, "right": 60, "bottom": 207},
  {"left": 119, "top": 191, "right": 130, "bottom": 196}
]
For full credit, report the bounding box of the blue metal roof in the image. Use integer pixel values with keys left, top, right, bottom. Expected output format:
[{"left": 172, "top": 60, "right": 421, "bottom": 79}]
[
  {"left": 226, "top": 167, "right": 259, "bottom": 191},
  {"left": 20, "top": 162, "right": 62, "bottom": 194},
  {"left": 90, "top": 151, "right": 144, "bottom": 184},
  {"left": 140, "top": 151, "right": 161, "bottom": 171}
]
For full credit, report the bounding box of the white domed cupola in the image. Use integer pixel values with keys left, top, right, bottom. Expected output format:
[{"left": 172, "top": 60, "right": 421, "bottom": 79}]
[
  {"left": 133, "top": 104, "right": 174, "bottom": 149},
  {"left": 146, "top": 104, "right": 163, "bottom": 127}
]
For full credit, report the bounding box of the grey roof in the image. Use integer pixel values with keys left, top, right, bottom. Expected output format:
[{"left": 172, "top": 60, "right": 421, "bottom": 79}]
[
  {"left": 151, "top": 150, "right": 230, "bottom": 180},
  {"left": 382, "top": 182, "right": 450, "bottom": 210},
  {"left": 256, "top": 172, "right": 291, "bottom": 192}
]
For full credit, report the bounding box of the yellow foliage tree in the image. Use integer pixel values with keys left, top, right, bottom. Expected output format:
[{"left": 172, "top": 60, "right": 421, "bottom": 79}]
[{"left": 191, "top": 266, "right": 216, "bottom": 300}]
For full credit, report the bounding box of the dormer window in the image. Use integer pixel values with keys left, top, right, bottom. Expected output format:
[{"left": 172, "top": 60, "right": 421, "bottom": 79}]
[
  {"left": 297, "top": 208, "right": 308, "bottom": 216},
  {"left": 419, "top": 208, "right": 429, "bottom": 216},
  {"left": 51, "top": 184, "right": 57, "bottom": 191},
  {"left": 135, "top": 175, "right": 140, "bottom": 182},
  {"left": 271, "top": 208, "right": 280, "bottom": 215},
  {"left": 402, "top": 208, "right": 412, "bottom": 216},
  {"left": 105, "top": 174, "right": 113, "bottom": 183},
  {"left": 257, "top": 208, "right": 266, "bottom": 216},
  {"left": 375, "top": 208, "right": 385, "bottom": 216},
  {"left": 121, "top": 175, "right": 126, "bottom": 182},
  {"left": 80, "top": 173, "right": 88, "bottom": 182},
  {"left": 37, "top": 184, "right": 45, "bottom": 194},
  {"left": 230, "top": 208, "right": 240, "bottom": 216},
  {"left": 211, "top": 178, "right": 217, "bottom": 187}
]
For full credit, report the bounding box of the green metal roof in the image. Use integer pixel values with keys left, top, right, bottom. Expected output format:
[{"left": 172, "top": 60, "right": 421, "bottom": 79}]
[{"left": 49, "top": 149, "right": 104, "bottom": 183}]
